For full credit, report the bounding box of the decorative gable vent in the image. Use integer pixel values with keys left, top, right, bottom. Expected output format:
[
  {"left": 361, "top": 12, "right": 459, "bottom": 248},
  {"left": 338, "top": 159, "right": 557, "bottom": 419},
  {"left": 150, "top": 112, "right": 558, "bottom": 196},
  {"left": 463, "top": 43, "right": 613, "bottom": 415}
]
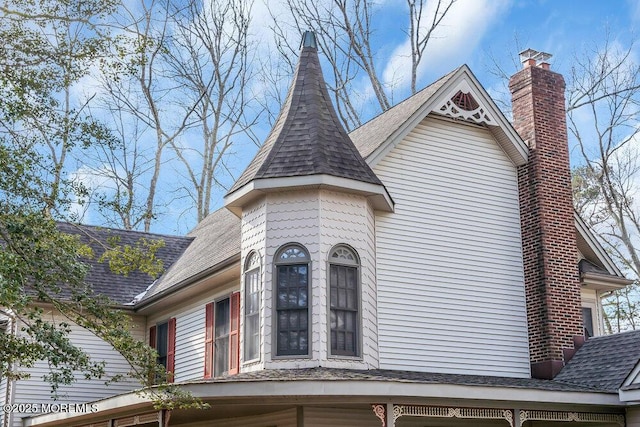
[{"left": 435, "top": 80, "right": 496, "bottom": 126}]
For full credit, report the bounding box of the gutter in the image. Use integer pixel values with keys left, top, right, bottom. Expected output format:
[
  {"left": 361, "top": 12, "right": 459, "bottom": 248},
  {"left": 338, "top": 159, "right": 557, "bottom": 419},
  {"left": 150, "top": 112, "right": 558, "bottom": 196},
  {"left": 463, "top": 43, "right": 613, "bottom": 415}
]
[{"left": 133, "top": 253, "right": 241, "bottom": 311}]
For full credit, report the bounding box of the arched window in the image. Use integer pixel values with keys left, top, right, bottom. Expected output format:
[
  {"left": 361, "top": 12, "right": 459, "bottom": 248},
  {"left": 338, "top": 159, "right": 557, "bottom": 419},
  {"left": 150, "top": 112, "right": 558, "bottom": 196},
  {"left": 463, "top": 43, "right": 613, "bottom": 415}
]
[
  {"left": 275, "top": 244, "right": 310, "bottom": 356},
  {"left": 329, "top": 245, "right": 359, "bottom": 357},
  {"left": 244, "top": 251, "right": 261, "bottom": 362}
]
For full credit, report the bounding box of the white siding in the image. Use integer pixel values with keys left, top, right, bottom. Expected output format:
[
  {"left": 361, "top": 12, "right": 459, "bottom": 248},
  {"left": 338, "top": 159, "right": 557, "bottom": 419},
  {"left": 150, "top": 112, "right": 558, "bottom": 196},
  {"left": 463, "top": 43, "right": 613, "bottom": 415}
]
[
  {"left": 11, "top": 311, "right": 145, "bottom": 427},
  {"left": 146, "top": 280, "right": 239, "bottom": 382},
  {"left": 318, "top": 190, "right": 378, "bottom": 368},
  {"left": 241, "top": 199, "right": 267, "bottom": 372},
  {"left": 188, "top": 409, "right": 296, "bottom": 427},
  {"left": 373, "top": 116, "right": 530, "bottom": 377},
  {"left": 263, "top": 191, "right": 320, "bottom": 367},
  {"left": 174, "top": 307, "right": 206, "bottom": 382},
  {"left": 304, "top": 407, "right": 380, "bottom": 426},
  {"left": 262, "top": 190, "right": 377, "bottom": 369},
  {"left": 0, "top": 311, "right": 11, "bottom": 427}
]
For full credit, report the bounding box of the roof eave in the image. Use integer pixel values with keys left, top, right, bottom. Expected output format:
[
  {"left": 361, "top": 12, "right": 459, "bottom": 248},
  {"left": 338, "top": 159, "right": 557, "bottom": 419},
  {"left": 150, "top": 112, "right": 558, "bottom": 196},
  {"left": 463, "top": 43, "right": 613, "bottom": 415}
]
[
  {"left": 224, "top": 174, "right": 394, "bottom": 216},
  {"left": 575, "top": 212, "right": 625, "bottom": 277},
  {"left": 134, "top": 253, "right": 241, "bottom": 312},
  {"left": 582, "top": 272, "right": 635, "bottom": 291}
]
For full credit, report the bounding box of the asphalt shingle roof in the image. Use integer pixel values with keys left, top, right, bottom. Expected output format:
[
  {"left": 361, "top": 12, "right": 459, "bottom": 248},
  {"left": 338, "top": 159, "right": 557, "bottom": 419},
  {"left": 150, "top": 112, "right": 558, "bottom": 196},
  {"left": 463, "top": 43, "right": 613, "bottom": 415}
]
[
  {"left": 57, "top": 223, "right": 192, "bottom": 305},
  {"left": 349, "top": 68, "right": 458, "bottom": 159},
  {"left": 141, "top": 207, "right": 241, "bottom": 301},
  {"left": 142, "top": 68, "right": 474, "bottom": 302},
  {"left": 227, "top": 33, "right": 381, "bottom": 195},
  {"left": 555, "top": 329, "right": 640, "bottom": 392},
  {"left": 183, "top": 367, "right": 608, "bottom": 393}
]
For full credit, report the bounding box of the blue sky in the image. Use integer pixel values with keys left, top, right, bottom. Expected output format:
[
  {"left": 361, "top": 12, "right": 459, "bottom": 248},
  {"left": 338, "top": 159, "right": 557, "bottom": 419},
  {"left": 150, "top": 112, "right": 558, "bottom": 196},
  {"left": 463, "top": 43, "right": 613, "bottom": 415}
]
[{"left": 72, "top": 0, "right": 640, "bottom": 234}]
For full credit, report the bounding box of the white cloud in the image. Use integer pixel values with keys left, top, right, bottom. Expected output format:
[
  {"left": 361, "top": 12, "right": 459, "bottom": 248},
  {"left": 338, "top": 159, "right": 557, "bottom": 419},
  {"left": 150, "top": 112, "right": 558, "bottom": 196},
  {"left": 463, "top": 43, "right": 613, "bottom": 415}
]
[
  {"left": 382, "top": 0, "right": 511, "bottom": 91},
  {"left": 67, "top": 165, "right": 121, "bottom": 223}
]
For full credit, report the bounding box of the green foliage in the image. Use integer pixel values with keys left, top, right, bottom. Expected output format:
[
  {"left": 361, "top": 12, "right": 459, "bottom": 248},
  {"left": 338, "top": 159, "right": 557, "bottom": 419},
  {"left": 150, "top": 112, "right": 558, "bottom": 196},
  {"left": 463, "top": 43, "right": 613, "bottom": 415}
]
[
  {"left": 0, "top": 0, "right": 201, "bottom": 410},
  {"left": 98, "top": 236, "right": 165, "bottom": 278}
]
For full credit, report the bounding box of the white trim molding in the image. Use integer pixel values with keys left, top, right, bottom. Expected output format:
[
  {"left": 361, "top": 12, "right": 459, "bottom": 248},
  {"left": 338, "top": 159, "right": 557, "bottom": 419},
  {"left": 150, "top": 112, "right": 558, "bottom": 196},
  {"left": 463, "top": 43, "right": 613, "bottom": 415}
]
[
  {"left": 393, "top": 405, "right": 514, "bottom": 427},
  {"left": 519, "top": 410, "right": 624, "bottom": 426},
  {"left": 433, "top": 79, "right": 498, "bottom": 126},
  {"left": 224, "top": 174, "right": 394, "bottom": 216}
]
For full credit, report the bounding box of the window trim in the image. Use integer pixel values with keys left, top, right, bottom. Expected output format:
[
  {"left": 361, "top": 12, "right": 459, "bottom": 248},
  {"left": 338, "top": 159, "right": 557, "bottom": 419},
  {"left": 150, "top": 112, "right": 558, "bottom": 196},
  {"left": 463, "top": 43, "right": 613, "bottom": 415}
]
[
  {"left": 204, "top": 293, "right": 241, "bottom": 378},
  {"left": 272, "top": 243, "right": 312, "bottom": 359},
  {"left": 149, "top": 317, "right": 176, "bottom": 383},
  {"left": 213, "top": 296, "right": 231, "bottom": 377},
  {"left": 243, "top": 251, "right": 261, "bottom": 364},
  {"left": 326, "top": 244, "right": 362, "bottom": 359}
]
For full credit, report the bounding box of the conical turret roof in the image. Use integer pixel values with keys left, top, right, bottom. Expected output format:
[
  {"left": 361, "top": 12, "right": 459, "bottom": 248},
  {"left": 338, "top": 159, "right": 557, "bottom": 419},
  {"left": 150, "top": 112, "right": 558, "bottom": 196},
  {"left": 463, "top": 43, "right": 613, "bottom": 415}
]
[{"left": 227, "top": 32, "right": 382, "bottom": 195}]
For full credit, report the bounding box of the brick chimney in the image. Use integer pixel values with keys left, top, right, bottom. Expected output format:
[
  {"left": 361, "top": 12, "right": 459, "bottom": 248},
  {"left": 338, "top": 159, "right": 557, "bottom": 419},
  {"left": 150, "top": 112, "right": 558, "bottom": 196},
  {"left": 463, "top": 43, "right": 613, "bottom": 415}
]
[{"left": 509, "top": 50, "right": 584, "bottom": 380}]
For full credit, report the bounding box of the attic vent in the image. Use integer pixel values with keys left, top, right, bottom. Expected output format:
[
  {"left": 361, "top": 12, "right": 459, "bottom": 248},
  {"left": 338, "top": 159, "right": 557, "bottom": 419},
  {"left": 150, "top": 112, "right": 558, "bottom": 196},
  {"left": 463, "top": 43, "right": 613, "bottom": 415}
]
[
  {"left": 451, "top": 90, "right": 479, "bottom": 111},
  {"left": 437, "top": 89, "right": 496, "bottom": 126}
]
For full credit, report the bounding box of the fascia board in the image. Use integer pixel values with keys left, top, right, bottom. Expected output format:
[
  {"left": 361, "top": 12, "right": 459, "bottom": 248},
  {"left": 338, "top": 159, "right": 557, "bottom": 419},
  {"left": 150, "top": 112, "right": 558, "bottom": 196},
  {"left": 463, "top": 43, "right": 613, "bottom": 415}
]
[
  {"left": 582, "top": 272, "right": 634, "bottom": 291},
  {"left": 623, "top": 359, "right": 640, "bottom": 388},
  {"left": 224, "top": 175, "right": 394, "bottom": 213},
  {"left": 619, "top": 387, "right": 640, "bottom": 403}
]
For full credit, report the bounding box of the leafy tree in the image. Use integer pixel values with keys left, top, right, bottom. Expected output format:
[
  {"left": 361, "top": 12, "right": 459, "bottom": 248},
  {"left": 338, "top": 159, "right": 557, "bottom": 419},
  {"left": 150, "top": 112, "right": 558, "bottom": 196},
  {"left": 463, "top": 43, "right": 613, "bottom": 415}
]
[
  {"left": 567, "top": 38, "right": 640, "bottom": 332},
  {"left": 0, "top": 0, "right": 198, "bottom": 407}
]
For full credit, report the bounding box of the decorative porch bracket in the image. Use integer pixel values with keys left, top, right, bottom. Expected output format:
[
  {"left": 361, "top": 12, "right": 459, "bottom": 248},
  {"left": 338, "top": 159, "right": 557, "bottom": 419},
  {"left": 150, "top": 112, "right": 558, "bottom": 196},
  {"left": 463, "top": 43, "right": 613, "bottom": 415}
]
[{"left": 519, "top": 410, "right": 625, "bottom": 426}]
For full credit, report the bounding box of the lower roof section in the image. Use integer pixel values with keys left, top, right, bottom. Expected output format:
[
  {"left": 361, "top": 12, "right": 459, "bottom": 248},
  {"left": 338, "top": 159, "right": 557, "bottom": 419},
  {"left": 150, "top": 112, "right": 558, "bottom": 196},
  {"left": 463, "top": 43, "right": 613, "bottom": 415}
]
[{"left": 24, "top": 368, "right": 626, "bottom": 427}]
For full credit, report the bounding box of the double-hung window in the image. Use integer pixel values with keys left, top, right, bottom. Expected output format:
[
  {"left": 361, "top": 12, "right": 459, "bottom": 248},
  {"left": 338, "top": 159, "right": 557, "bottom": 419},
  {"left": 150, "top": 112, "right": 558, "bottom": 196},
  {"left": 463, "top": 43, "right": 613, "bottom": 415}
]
[
  {"left": 204, "top": 293, "right": 240, "bottom": 378},
  {"left": 329, "top": 245, "right": 359, "bottom": 357},
  {"left": 244, "top": 252, "right": 261, "bottom": 361},
  {"left": 275, "top": 244, "right": 310, "bottom": 356},
  {"left": 149, "top": 318, "right": 176, "bottom": 382}
]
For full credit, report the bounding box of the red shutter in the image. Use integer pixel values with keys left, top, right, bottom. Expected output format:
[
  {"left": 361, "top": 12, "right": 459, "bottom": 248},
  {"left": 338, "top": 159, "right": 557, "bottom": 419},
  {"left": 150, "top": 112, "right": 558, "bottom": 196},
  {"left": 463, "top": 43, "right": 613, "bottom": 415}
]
[
  {"left": 204, "top": 302, "right": 214, "bottom": 378},
  {"left": 149, "top": 325, "right": 157, "bottom": 348},
  {"left": 229, "top": 292, "right": 241, "bottom": 375},
  {"left": 167, "top": 317, "right": 176, "bottom": 383}
]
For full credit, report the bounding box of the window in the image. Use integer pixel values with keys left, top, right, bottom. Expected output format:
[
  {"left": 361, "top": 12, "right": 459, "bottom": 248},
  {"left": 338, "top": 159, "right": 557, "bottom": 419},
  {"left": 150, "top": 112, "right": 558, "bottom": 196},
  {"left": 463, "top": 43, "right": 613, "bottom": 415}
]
[
  {"left": 204, "top": 293, "right": 240, "bottom": 378},
  {"left": 149, "top": 318, "right": 176, "bottom": 382},
  {"left": 244, "top": 252, "right": 261, "bottom": 361},
  {"left": 275, "top": 244, "right": 310, "bottom": 356},
  {"left": 583, "top": 307, "right": 594, "bottom": 338},
  {"left": 329, "top": 245, "right": 359, "bottom": 357}
]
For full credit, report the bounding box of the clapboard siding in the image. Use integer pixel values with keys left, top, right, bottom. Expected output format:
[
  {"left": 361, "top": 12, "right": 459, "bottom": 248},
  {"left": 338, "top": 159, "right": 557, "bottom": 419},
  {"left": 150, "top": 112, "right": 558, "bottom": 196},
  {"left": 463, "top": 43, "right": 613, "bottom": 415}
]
[
  {"left": 174, "top": 307, "right": 206, "bottom": 382},
  {"left": 189, "top": 409, "right": 297, "bottom": 427},
  {"left": 303, "top": 407, "right": 380, "bottom": 426},
  {"left": 373, "top": 116, "right": 530, "bottom": 377},
  {"left": 11, "top": 311, "right": 145, "bottom": 427}
]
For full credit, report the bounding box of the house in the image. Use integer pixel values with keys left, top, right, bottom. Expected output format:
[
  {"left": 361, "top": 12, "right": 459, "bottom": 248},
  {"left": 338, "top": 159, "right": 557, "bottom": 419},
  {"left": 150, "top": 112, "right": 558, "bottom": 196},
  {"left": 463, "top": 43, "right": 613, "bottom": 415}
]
[{"left": 5, "top": 31, "right": 640, "bottom": 427}]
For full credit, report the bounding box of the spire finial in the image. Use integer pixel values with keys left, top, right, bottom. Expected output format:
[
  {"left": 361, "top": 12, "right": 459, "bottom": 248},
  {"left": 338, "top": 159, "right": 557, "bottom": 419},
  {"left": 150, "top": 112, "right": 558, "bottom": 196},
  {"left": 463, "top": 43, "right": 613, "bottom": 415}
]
[{"left": 301, "top": 31, "right": 317, "bottom": 49}]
